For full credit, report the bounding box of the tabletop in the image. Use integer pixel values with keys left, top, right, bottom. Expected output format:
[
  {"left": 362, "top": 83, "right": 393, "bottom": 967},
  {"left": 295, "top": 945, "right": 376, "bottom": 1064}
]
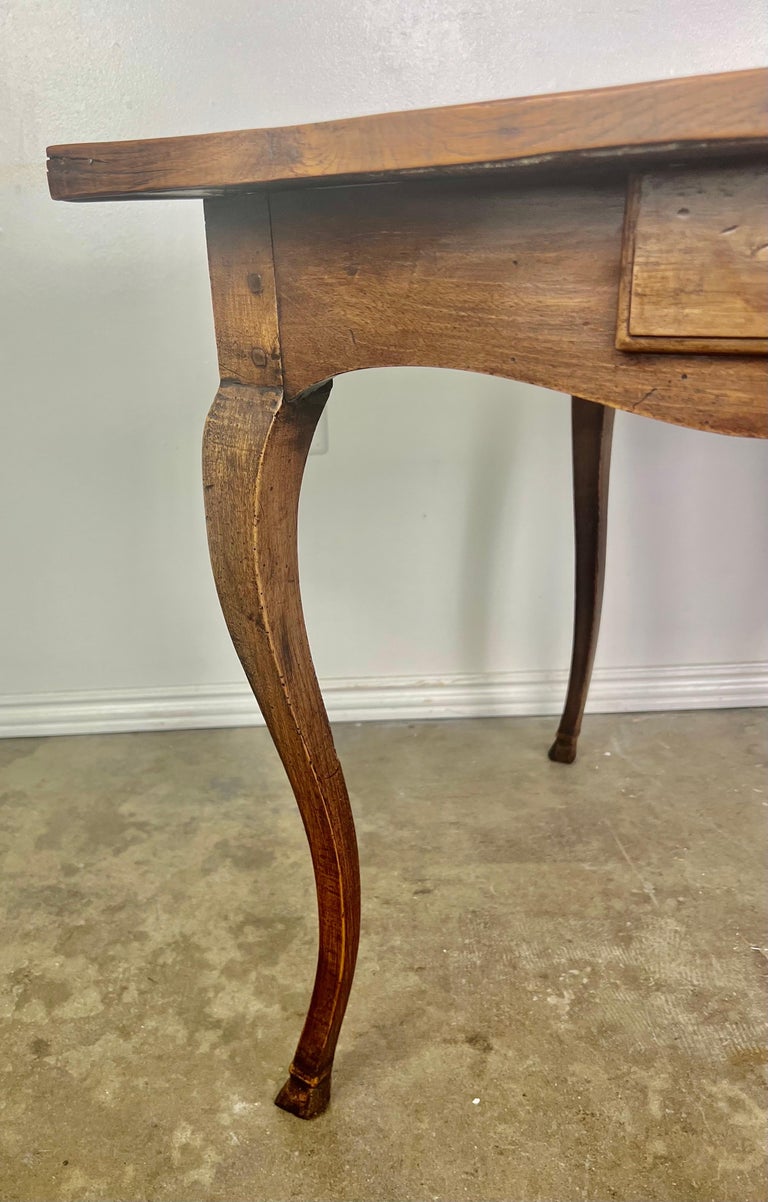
[{"left": 47, "top": 68, "right": 768, "bottom": 201}]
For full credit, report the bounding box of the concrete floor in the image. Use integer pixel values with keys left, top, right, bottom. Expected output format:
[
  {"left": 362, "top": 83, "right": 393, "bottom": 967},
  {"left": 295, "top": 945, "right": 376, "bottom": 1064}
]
[{"left": 0, "top": 710, "right": 766, "bottom": 1202}]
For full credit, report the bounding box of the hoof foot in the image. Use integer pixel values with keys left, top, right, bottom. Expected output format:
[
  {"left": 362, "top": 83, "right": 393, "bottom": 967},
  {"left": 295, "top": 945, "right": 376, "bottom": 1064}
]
[
  {"left": 548, "top": 733, "right": 577, "bottom": 764},
  {"left": 275, "top": 1071, "right": 331, "bottom": 1119}
]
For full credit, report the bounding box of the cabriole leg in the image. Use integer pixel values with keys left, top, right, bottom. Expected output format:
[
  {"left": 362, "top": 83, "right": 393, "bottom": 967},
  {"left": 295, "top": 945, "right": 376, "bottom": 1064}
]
[
  {"left": 549, "top": 396, "right": 615, "bottom": 764},
  {"left": 203, "top": 381, "right": 360, "bottom": 1118}
]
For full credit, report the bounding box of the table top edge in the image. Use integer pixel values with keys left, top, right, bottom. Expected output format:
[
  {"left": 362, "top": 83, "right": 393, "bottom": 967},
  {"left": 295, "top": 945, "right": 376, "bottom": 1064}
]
[{"left": 47, "top": 68, "right": 768, "bottom": 202}]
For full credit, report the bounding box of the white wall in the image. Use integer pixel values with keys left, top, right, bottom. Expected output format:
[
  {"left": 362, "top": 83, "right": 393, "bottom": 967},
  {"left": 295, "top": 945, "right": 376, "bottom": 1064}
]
[{"left": 2, "top": 1, "right": 767, "bottom": 734}]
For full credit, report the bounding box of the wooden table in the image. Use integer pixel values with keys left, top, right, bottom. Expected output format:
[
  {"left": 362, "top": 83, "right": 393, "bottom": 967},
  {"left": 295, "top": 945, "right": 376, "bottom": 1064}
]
[{"left": 48, "top": 69, "right": 767, "bottom": 1118}]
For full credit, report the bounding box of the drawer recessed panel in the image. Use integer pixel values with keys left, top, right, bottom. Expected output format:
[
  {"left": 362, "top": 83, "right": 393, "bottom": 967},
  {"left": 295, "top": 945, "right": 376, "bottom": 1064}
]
[{"left": 617, "top": 165, "right": 768, "bottom": 354}]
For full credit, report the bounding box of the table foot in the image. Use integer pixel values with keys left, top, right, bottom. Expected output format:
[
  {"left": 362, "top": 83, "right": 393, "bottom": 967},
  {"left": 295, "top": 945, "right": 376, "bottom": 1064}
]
[
  {"left": 548, "top": 732, "right": 578, "bottom": 763},
  {"left": 275, "top": 1071, "right": 332, "bottom": 1119}
]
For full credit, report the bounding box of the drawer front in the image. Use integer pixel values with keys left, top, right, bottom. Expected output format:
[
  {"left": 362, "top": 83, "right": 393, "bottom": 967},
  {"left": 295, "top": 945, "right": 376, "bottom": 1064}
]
[{"left": 617, "top": 164, "right": 767, "bottom": 354}]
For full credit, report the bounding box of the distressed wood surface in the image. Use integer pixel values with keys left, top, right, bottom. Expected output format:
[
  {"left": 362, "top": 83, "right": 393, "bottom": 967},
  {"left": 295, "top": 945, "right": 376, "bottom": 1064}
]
[
  {"left": 204, "top": 195, "right": 283, "bottom": 389},
  {"left": 271, "top": 173, "right": 767, "bottom": 436},
  {"left": 47, "top": 69, "right": 767, "bottom": 201},
  {"left": 617, "top": 165, "right": 768, "bottom": 354},
  {"left": 203, "top": 197, "right": 360, "bottom": 1119}
]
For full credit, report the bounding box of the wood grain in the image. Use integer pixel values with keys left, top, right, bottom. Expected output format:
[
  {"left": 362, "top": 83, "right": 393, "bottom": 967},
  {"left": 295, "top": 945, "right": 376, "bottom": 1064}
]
[
  {"left": 203, "top": 198, "right": 360, "bottom": 1119},
  {"left": 204, "top": 194, "right": 283, "bottom": 388},
  {"left": 617, "top": 166, "right": 768, "bottom": 354},
  {"left": 270, "top": 173, "right": 767, "bottom": 437},
  {"left": 47, "top": 69, "right": 768, "bottom": 201}
]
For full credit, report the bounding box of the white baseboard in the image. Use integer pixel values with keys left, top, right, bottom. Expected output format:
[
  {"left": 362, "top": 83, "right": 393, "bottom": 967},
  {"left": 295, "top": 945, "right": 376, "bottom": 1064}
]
[{"left": 1, "top": 661, "right": 766, "bottom": 738}]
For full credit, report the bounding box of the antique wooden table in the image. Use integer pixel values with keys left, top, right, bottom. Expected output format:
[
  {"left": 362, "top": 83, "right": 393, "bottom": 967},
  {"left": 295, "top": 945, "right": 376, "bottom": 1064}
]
[{"left": 48, "top": 69, "right": 767, "bottom": 1118}]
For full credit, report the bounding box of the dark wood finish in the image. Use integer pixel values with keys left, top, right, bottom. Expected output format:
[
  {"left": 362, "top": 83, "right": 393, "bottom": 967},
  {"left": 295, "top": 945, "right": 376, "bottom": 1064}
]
[
  {"left": 47, "top": 69, "right": 767, "bottom": 202},
  {"left": 549, "top": 398, "right": 615, "bottom": 764},
  {"left": 47, "top": 71, "right": 768, "bottom": 1118},
  {"left": 270, "top": 174, "right": 767, "bottom": 436},
  {"left": 617, "top": 166, "right": 768, "bottom": 354},
  {"left": 202, "top": 197, "right": 360, "bottom": 1119}
]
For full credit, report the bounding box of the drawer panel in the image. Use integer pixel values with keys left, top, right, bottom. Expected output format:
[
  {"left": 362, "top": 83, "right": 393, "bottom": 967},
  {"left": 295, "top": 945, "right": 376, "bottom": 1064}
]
[{"left": 617, "top": 164, "right": 767, "bottom": 354}]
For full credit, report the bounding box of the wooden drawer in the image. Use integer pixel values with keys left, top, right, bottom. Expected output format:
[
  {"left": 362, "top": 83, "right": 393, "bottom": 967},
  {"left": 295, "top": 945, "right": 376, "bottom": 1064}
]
[{"left": 617, "top": 164, "right": 767, "bottom": 354}]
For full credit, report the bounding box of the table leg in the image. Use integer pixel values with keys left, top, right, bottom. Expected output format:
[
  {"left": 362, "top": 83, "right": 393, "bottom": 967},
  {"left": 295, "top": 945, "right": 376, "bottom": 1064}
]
[
  {"left": 202, "top": 380, "right": 360, "bottom": 1118},
  {"left": 549, "top": 396, "right": 615, "bottom": 764}
]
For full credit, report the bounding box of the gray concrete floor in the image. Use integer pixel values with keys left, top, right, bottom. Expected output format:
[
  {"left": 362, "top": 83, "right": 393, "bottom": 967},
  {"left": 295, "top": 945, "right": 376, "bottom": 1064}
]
[{"left": 0, "top": 710, "right": 766, "bottom": 1202}]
